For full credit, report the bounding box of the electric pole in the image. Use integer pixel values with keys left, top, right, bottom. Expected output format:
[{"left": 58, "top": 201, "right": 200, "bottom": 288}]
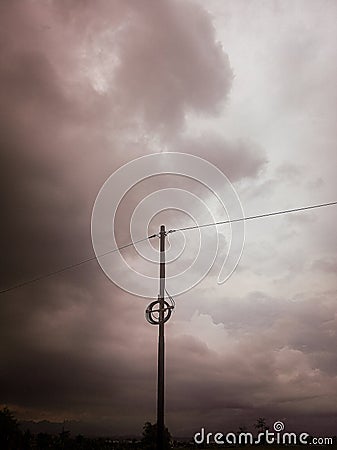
[
  {"left": 157, "top": 224, "right": 165, "bottom": 449},
  {"left": 146, "top": 225, "right": 174, "bottom": 449}
]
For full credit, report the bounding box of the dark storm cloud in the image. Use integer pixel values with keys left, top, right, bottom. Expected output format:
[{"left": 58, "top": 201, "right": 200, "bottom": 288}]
[
  {"left": 0, "top": 2, "right": 108, "bottom": 288},
  {"left": 0, "top": 0, "right": 240, "bottom": 436},
  {"left": 111, "top": 0, "right": 233, "bottom": 137},
  {"left": 49, "top": 0, "right": 234, "bottom": 137},
  {"left": 164, "top": 290, "right": 337, "bottom": 434},
  {"left": 1, "top": 0, "right": 235, "bottom": 287},
  {"left": 0, "top": 270, "right": 159, "bottom": 431}
]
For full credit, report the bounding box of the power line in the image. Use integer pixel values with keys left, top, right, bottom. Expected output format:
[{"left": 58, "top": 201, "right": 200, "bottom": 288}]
[
  {"left": 0, "top": 234, "right": 157, "bottom": 295},
  {"left": 1, "top": 200, "right": 336, "bottom": 294},
  {"left": 168, "top": 200, "right": 337, "bottom": 233}
]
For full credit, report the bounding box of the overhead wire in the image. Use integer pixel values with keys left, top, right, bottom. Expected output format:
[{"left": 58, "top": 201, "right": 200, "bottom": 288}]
[
  {"left": 0, "top": 234, "right": 157, "bottom": 294},
  {"left": 1, "top": 200, "right": 336, "bottom": 294},
  {"left": 165, "top": 288, "right": 176, "bottom": 312},
  {"left": 168, "top": 200, "right": 337, "bottom": 234}
]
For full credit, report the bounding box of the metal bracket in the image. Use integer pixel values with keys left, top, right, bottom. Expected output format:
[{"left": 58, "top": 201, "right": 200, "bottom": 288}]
[{"left": 145, "top": 299, "right": 173, "bottom": 325}]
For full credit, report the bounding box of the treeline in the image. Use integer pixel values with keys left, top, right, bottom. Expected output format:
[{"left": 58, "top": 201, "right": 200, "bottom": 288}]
[
  {"left": 0, "top": 407, "right": 181, "bottom": 449},
  {"left": 2, "top": 408, "right": 335, "bottom": 450},
  {"left": 0, "top": 407, "right": 153, "bottom": 449}
]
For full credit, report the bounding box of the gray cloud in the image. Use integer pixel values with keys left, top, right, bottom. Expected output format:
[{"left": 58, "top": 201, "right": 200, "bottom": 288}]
[
  {"left": 112, "top": 0, "right": 233, "bottom": 138},
  {"left": 177, "top": 133, "right": 267, "bottom": 182}
]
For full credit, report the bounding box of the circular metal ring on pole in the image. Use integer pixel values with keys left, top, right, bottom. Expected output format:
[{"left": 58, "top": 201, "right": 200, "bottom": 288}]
[{"left": 145, "top": 300, "right": 173, "bottom": 325}]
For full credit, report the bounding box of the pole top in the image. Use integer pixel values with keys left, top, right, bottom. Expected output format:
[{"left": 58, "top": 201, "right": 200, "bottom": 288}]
[{"left": 160, "top": 225, "right": 165, "bottom": 232}]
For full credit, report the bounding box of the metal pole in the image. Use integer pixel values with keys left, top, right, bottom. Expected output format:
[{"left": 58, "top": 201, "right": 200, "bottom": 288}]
[{"left": 157, "top": 225, "right": 165, "bottom": 450}]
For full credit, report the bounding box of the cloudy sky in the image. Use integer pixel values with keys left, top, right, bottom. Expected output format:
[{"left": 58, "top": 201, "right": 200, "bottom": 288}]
[{"left": 1, "top": 0, "right": 337, "bottom": 438}]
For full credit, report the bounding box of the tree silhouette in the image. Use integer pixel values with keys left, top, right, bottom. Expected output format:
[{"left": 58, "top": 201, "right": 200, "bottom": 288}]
[
  {"left": 254, "top": 417, "right": 268, "bottom": 433},
  {"left": 141, "top": 421, "right": 171, "bottom": 449},
  {"left": 36, "top": 432, "right": 53, "bottom": 449},
  {"left": 0, "top": 407, "right": 23, "bottom": 450},
  {"left": 254, "top": 417, "right": 269, "bottom": 444},
  {"left": 22, "top": 429, "right": 33, "bottom": 450},
  {"left": 0, "top": 408, "right": 177, "bottom": 449},
  {"left": 58, "top": 427, "right": 71, "bottom": 449}
]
